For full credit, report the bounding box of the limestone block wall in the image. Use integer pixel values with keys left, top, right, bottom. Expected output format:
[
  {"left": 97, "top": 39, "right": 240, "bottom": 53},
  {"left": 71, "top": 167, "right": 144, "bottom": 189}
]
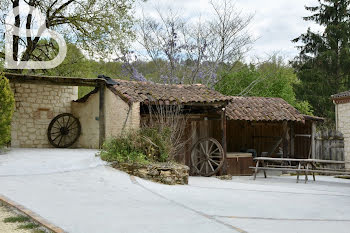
[
  {"left": 71, "top": 91, "right": 100, "bottom": 149},
  {"left": 10, "top": 83, "right": 78, "bottom": 148},
  {"left": 71, "top": 88, "right": 140, "bottom": 149},
  {"left": 335, "top": 102, "right": 350, "bottom": 169},
  {"left": 105, "top": 89, "right": 140, "bottom": 139}
]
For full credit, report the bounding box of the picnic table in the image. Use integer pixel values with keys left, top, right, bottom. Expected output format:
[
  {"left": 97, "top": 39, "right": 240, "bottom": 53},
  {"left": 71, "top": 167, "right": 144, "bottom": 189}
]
[{"left": 250, "top": 157, "right": 349, "bottom": 183}]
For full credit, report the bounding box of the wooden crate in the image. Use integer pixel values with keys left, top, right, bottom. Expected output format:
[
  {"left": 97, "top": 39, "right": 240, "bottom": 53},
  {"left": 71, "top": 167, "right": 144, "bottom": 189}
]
[{"left": 226, "top": 153, "right": 253, "bottom": 176}]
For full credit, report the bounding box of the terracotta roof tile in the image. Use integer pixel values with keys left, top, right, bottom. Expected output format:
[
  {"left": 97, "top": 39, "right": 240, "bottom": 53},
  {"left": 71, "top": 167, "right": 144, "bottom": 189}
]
[
  {"left": 110, "top": 79, "right": 231, "bottom": 104},
  {"left": 226, "top": 96, "right": 304, "bottom": 122}
]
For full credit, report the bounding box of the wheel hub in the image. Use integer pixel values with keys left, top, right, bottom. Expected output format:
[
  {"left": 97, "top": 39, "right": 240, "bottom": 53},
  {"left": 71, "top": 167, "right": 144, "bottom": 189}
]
[{"left": 60, "top": 127, "right": 69, "bottom": 136}]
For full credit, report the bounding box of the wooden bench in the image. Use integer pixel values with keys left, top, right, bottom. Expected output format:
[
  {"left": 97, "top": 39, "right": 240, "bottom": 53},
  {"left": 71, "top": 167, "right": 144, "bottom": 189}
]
[{"left": 251, "top": 157, "right": 350, "bottom": 183}]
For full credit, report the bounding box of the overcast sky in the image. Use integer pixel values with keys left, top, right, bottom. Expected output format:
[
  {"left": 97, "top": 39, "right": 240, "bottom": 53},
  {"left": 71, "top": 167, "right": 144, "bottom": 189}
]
[{"left": 136, "top": 0, "right": 322, "bottom": 62}]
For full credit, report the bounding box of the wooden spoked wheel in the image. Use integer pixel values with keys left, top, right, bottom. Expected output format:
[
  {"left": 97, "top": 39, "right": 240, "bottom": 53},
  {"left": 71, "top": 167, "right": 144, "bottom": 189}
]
[
  {"left": 191, "top": 137, "right": 224, "bottom": 176},
  {"left": 47, "top": 113, "right": 81, "bottom": 148}
]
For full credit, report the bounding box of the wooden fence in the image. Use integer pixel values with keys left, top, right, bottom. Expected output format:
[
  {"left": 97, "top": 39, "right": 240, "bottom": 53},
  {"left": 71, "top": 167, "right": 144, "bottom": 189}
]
[{"left": 314, "top": 130, "right": 344, "bottom": 169}]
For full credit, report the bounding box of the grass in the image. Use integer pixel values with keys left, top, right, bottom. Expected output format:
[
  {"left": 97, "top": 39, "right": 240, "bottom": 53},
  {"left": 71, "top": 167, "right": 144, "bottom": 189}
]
[
  {"left": 32, "top": 229, "right": 47, "bottom": 233},
  {"left": 17, "top": 222, "right": 39, "bottom": 229},
  {"left": 3, "top": 215, "right": 30, "bottom": 223}
]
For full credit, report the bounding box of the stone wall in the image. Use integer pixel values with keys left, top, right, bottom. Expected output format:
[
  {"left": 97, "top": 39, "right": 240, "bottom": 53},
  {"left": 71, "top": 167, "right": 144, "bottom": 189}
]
[
  {"left": 113, "top": 162, "right": 189, "bottom": 185},
  {"left": 72, "top": 88, "right": 140, "bottom": 149},
  {"left": 10, "top": 83, "right": 78, "bottom": 148},
  {"left": 71, "top": 91, "right": 100, "bottom": 149},
  {"left": 335, "top": 102, "right": 350, "bottom": 169},
  {"left": 105, "top": 89, "right": 140, "bottom": 139}
]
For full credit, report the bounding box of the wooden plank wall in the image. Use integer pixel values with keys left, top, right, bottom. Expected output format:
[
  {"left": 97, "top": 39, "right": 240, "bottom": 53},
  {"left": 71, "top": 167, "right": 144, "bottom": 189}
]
[
  {"left": 195, "top": 120, "right": 286, "bottom": 157},
  {"left": 181, "top": 118, "right": 315, "bottom": 169},
  {"left": 315, "top": 130, "right": 344, "bottom": 169},
  {"left": 294, "top": 121, "right": 312, "bottom": 159}
]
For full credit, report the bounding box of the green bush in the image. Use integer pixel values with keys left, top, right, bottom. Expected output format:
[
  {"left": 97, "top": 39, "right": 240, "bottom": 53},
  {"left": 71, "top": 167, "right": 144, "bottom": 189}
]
[
  {"left": 99, "top": 126, "right": 173, "bottom": 164},
  {"left": 138, "top": 126, "right": 172, "bottom": 162},
  {"left": 99, "top": 134, "right": 147, "bottom": 163},
  {"left": 0, "top": 73, "right": 15, "bottom": 148}
]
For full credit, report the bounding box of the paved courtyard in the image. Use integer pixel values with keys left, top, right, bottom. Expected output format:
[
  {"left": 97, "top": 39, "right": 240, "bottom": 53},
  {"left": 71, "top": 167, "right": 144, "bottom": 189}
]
[{"left": 0, "top": 148, "right": 350, "bottom": 233}]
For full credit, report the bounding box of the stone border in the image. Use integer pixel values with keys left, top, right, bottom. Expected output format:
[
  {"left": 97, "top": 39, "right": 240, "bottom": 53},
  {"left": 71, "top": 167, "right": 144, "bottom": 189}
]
[
  {"left": 113, "top": 162, "right": 189, "bottom": 185},
  {"left": 0, "top": 194, "right": 66, "bottom": 233}
]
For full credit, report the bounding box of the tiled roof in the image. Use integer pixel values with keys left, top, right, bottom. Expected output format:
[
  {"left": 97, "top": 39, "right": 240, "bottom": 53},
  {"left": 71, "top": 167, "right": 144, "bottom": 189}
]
[
  {"left": 331, "top": 91, "right": 350, "bottom": 99},
  {"left": 109, "top": 79, "right": 231, "bottom": 105},
  {"left": 226, "top": 96, "right": 304, "bottom": 122}
]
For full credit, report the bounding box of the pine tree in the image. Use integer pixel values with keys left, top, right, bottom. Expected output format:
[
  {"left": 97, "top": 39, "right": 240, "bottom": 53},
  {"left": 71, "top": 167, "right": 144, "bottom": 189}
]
[{"left": 292, "top": 0, "right": 350, "bottom": 120}]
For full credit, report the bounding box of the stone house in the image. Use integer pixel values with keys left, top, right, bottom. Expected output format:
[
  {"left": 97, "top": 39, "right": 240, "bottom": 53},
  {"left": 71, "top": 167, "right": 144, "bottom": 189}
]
[
  {"left": 6, "top": 73, "right": 231, "bottom": 149},
  {"left": 332, "top": 91, "right": 350, "bottom": 168},
  {"left": 6, "top": 73, "right": 322, "bottom": 174}
]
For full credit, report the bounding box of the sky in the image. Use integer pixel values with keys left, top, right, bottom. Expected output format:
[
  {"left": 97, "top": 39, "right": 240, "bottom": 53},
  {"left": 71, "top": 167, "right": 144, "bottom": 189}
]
[{"left": 136, "top": 0, "right": 322, "bottom": 62}]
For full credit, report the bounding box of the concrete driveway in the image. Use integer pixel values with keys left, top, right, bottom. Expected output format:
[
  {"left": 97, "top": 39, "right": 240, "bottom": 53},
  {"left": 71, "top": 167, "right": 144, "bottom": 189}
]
[{"left": 0, "top": 148, "right": 350, "bottom": 233}]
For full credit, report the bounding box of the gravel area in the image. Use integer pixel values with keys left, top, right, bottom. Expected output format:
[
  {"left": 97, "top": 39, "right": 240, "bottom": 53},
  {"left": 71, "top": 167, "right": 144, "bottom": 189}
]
[{"left": 0, "top": 205, "right": 32, "bottom": 233}]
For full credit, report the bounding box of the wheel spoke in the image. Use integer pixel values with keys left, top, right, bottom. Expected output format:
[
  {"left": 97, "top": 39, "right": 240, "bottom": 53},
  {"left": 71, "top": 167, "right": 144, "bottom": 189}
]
[
  {"left": 195, "top": 158, "right": 206, "bottom": 166},
  {"left": 199, "top": 161, "right": 205, "bottom": 172},
  {"left": 208, "top": 141, "right": 214, "bottom": 155},
  {"left": 55, "top": 120, "right": 62, "bottom": 128},
  {"left": 208, "top": 160, "right": 215, "bottom": 171},
  {"left": 65, "top": 116, "right": 71, "bottom": 128},
  {"left": 210, "top": 147, "right": 220, "bottom": 155},
  {"left": 52, "top": 134, "right": 61, "bottom": 142},
  {"left": 50, "top": 131, "right": 61, "bottom": 135},
  {"left": 209, "top": 158, "right": 219, "bottom": 166},
  {"left": 200, "top": 142, "right": 206, "bottom": 154},
  {"left": 57, "top": 135, "right": 63, "bottom": 146},
  {"left": 67, "top": 120, "right": 77, "bottom": 130}
]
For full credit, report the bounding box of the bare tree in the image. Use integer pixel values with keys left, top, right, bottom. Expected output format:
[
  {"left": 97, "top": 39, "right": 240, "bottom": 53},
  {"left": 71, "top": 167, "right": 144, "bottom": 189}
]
[
  {"left": 133, "top": 0, "right": 254, "bottom": 85},
  {"left": 207, "top": 0, "right": 254, "bottom": 66},
  {"left": 142, "top": 103, "right": 190, "bottom": 162}
]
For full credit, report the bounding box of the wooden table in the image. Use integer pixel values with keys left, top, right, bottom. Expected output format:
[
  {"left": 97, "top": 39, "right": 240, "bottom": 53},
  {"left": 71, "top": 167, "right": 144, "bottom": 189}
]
[{"left": 251, "top": 157, "right": 348, "bottom": 183}]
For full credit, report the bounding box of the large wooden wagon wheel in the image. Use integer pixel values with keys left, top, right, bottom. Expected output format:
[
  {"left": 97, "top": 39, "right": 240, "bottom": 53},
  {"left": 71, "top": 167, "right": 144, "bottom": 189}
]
[
  {"left": 191, "top": 137, "right": 224, "bottom": 176},
  {"left": 47, "top": 113, "right": 81, "bottom": 148}
]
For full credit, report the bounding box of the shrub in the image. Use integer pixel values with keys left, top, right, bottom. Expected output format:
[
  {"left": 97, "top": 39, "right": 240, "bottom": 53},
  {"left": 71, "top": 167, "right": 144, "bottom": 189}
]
[
  {"left": 99, "top": 133, "right": 147, "bottom": 164},
  {"left": 100, "top": 104, "right": 188, "bottom": 164},
  {"left": 137, "top": 126, "right": 172, "bottom": 162},
  {"left": 0, "top": 73, "right": 15, "bottom": 148},
  {"left": 100, "top": 126, "right": 175, "bottom": 164}
]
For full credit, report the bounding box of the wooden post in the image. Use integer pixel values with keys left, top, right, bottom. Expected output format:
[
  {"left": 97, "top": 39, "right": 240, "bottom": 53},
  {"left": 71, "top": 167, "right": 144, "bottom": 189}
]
[
  {"left": 282, "top": 121, "right": 288, "bottom": 159},
  {"left": 99, "top": 83, "right": 106, "bottom": 148},
  {"left": 290, "top": 123, "right": 295, "bottom": 158},
  {"left": 221, "top": 107, "right": 227, "bottom": 175},
  {"left": 311, "top": 121, "right": 316, "bottom": 159}
]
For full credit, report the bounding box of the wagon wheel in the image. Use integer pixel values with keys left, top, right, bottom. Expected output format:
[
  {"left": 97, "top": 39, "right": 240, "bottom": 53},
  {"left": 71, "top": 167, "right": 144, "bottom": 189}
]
[
  {"left": 47, "top": 113, "right": 81, "bottom": 148},
  {"left": 191, "top": 137, "right": 224, "bottom": 177}
]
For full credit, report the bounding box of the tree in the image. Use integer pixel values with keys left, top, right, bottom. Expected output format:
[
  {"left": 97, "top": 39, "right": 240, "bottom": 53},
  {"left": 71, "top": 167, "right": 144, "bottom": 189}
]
[
  {"left": 292, "top": 0, "right": 350, "bottom": 120},
  {"left": 216, "top": 57, "right": 313, "bottom": 115},
  {"left": 0, "top": 73, "right": 14, "bottom": 147},
  {"left": 0, "top": 0, "right": 139, "bottom": 70},
  {"left": 130, "top": 0, "right": 253, "bottom": 85}
]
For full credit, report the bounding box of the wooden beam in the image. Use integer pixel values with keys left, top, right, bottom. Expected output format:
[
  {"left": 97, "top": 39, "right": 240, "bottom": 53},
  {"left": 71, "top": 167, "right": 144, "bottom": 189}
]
[
  {"left": 290, "top": 123, "right": 295, "bottom": 158},
  {"left": 282, "top": 121, "right": 289, "bottom": 158},
  {"left": 311, "top": 121, "right": 316, "bottom": 159},
  {"left": 221, "top": 107, "right": 227, "bottom": 175},
  {"left": 295, "top": 134, "right": 312, "bottom": 138},
  {"left": 5, "top": 72, "right": 103, "bottom": 87},
  {"left": 99, "top": 83, "right": 106, "bottom": 148}
]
